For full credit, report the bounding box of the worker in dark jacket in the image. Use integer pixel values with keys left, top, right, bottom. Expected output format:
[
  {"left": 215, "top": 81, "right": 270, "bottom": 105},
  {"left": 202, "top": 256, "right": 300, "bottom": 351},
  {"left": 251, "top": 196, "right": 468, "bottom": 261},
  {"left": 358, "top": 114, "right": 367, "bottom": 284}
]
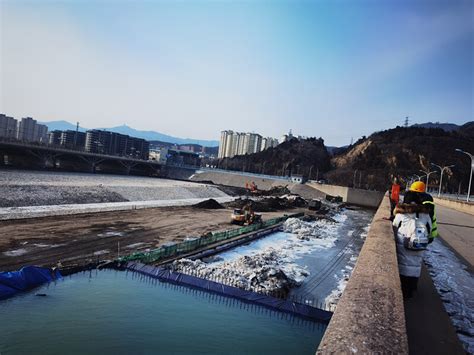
[{"left": 403, "top": 181, "right": 439, "bottom": 240}]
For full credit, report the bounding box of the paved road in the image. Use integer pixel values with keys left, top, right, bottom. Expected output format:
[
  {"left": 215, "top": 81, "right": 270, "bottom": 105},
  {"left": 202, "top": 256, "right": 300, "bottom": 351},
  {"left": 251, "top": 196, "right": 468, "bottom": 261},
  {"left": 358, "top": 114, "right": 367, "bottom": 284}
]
[
  {"left": 405, "top": 204, "right": 473, "bottom": 354},
  {"left": 436, "top": 204, "right": 474, "bottom": 268},
  {"left": 404, "top": 265, "right": 465, "bottom": 355}
]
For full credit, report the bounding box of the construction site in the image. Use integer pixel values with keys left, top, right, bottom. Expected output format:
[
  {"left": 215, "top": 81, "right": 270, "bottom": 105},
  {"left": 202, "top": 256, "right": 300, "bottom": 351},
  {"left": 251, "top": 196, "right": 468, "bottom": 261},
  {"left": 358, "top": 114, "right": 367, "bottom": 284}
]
[
  {"left": 0, "top": 169, "right": 374, "bottom": 353},
  {"left": 1, "top": 168, "right": 472, "bottom": 354}
]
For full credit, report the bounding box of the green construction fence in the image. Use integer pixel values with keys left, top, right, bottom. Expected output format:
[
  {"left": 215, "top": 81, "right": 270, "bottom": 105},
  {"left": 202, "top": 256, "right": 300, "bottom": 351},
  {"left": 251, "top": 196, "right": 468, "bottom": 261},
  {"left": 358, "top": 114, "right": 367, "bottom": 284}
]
[{"left": 119, "top": 212, "right": 304, "bottom": 264}]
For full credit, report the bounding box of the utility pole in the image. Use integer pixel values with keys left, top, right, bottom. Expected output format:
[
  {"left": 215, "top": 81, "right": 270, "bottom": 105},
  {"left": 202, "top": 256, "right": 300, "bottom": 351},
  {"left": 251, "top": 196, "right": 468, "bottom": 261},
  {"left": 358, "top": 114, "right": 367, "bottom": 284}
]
[
  {"left": 431, "top": 163, "right": 455, "bottom": 198},
  {"left": 455, "top": 149, "right": 474, "bottom": 202},
  {"left": 420, "top": 169, "right": 436, "bottom": 192},
  {"left": 74, "top": 122, "right": 79, "bottom": 148}
]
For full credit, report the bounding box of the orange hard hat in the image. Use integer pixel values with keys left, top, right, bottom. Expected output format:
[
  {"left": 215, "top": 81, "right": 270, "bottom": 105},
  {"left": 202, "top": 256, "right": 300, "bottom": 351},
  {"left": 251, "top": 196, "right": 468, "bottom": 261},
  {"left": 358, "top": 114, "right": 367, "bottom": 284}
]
[{"left": 410, "top": 181, "right": 426, "bottom": 193}]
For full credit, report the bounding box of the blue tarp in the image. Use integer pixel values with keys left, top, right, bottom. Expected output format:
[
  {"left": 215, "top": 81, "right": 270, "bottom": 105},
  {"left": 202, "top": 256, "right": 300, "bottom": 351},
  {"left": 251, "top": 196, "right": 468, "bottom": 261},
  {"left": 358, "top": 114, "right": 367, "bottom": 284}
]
[
  {"left": 0, "top": 266, "right": 62, "bottom": 300},
  {"left": 126, "top": 262, "right": 332, "bottom": 323}
]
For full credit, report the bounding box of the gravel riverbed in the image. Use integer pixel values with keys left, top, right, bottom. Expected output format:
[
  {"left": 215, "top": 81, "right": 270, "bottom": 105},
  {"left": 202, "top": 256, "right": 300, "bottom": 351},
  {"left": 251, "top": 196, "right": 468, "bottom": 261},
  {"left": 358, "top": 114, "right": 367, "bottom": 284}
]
[{"left": 0, "top": 169, "right": 229, "bottom": 207}]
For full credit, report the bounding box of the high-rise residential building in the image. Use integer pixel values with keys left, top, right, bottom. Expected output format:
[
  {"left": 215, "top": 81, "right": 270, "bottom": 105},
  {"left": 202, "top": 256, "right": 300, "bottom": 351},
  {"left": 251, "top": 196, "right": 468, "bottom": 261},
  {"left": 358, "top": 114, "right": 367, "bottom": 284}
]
[
  {"left": 60, "top": 130, "right": 86, "bottom": 149},
  {"left": 48, "top": 130, "right": 62, "bottom": 145},
  {"left": 85, "top": 130, "right": 112, "bottom": 154},
  {"left": 16, "top": 117, "right": 48, "bottom": 142},
  {"left": 0, "top": 114, "right": 17, "bottom": 139},
  {"left": 224, "top": 131, "right": 235, "bottom": 158},
  {"left": 85, "top": 129, "right": 149, "bottom": 159},
  {"left": 218, "top": 130, "right": 275, "bottom": 158}
]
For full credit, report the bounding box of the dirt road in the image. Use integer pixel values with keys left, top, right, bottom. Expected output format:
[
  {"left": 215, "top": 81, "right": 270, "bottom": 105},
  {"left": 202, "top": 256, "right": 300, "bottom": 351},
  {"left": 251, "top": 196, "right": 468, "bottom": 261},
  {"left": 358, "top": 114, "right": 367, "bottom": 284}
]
[{"left": 0, "top": 206, "right": 291, "bottom": 271}]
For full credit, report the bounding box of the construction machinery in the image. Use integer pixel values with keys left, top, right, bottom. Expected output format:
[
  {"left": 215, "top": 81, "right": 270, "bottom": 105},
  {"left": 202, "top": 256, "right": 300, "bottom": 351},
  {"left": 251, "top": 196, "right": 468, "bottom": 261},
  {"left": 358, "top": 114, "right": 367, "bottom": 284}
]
[
  {"left": 245, "top": 181, "right": 259, "bottom": 194},
  {"left": 231, "top": 204, "right": 262, "bottom": 225}
]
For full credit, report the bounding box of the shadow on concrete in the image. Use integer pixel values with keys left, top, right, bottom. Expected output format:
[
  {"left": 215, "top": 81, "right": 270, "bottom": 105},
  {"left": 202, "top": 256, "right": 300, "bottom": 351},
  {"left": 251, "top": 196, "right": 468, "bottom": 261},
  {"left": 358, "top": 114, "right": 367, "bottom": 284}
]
[{"left": 404, "top": 265, "right": 465, "bottom": 355}]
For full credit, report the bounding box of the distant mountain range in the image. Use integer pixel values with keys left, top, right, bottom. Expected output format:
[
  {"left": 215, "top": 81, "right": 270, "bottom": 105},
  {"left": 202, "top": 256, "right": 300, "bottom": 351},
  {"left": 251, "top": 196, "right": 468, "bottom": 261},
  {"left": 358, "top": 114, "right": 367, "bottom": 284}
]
[{"left": 39, "top": 120, "right": 219, "bottom": 147}]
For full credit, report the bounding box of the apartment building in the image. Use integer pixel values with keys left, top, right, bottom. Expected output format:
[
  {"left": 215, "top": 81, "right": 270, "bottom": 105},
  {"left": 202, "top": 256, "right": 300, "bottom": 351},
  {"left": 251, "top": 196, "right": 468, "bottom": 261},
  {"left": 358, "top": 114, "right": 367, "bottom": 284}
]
[
  {"left": 218, "top": 130, "right": 277, "bottom": 158},
  {"left": 16, "top": 117, "right": 48, "bottom": 142},
  {"left": 0, "top": 114, "right": 17, "bottom": 139}
]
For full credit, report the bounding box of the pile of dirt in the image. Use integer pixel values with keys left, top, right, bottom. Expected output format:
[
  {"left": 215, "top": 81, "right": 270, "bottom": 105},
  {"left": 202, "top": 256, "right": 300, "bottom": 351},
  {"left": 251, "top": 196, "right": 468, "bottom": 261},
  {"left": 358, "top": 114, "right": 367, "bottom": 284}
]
[
  {"left": 257, "top": 186, "right": 291, "bottom": 196},
  {"left": 215, "top": 185, "right": 249, "bottom": 197},
  {"left": 192, "top": 199, "right": 225, "bottom": 209},
  {"left": 225, "top": 196, "right": 306, "bottom": 212}
]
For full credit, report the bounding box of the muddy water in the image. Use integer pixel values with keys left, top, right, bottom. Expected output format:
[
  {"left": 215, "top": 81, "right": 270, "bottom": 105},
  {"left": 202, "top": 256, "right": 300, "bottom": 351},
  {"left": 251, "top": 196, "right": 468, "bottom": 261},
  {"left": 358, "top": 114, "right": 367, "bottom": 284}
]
[{"left": 0, "top": 269, "right": 326, "bottom": 355}]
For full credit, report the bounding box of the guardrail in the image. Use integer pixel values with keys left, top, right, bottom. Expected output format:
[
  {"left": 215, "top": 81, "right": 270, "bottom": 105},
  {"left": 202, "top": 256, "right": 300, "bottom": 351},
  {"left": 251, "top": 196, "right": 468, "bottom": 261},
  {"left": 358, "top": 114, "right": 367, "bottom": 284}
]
[
  {"left": 119, "top": 212, "right": 304, "bottom": 264},
  {"left": 433, "top": 196, "right": 474, "bottom": 215}
]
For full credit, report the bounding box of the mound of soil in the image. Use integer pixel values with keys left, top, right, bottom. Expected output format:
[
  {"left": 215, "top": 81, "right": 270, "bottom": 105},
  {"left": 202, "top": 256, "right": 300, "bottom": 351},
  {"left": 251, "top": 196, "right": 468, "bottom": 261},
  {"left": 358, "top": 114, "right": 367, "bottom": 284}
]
[
  {"left": 226, "top": 196, "right": 307, "bottom": 212},
  {"left": 193, "top": 199, "right": 225, "bottom": 209},
  {"left": 257, "top": 186, "right": 291, "bottom": 197}
]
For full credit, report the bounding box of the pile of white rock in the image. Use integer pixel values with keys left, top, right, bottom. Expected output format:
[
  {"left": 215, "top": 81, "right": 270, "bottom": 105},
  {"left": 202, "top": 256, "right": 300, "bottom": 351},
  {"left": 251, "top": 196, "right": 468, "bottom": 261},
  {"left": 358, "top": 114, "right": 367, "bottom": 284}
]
[{"left": 167, "top": 250, "right": 309, "bottom": 296}]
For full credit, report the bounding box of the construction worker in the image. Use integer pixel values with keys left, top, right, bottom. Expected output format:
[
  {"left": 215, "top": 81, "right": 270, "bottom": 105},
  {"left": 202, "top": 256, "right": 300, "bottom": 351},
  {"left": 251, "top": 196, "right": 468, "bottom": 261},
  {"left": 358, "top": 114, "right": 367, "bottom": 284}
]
[
  {"left": 393, "top": 202, "right": 432, "bottom": 298},
  {"left": 390, "top": 178, "right": 401, "bottom": 218},
  {"left": 404, "top": 181, "right": 439, "bottom": 240}
]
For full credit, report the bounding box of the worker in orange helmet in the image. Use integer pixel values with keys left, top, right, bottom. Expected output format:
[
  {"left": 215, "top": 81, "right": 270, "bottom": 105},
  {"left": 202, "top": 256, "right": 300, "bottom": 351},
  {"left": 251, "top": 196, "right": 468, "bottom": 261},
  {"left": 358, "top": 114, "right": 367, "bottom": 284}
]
[
  {"left": 393, "top": 180, "right": 438, "bottom": 297},
  {"left": 404, "top": 182, "right": 437, "bottom": 238}
]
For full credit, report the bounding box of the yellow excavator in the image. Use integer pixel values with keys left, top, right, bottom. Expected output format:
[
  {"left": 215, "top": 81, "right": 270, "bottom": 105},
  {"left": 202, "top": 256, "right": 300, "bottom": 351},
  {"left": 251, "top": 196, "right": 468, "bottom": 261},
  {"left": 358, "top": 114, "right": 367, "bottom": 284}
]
[{"left": 231, "top": 203, "right": 262, "bottom": 225}]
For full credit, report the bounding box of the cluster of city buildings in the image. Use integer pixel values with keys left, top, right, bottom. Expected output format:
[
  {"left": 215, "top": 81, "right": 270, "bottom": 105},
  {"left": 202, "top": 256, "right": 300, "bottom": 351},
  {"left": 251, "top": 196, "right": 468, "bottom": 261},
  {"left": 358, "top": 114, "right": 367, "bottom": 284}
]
[
  {"left": 218, "top": 131, "right": 279, "bottom": 159},
  {"left": 49, "top": 129, "right": 149, "bottom": 160},
  {"left": 0, "top": 115, "right": 48, "bottom": 142},
  {"left": 218, "top": 129, "right": 305, "bottom": 159},
  {"left": 0, "top": 114, "right": 149, "bottom": 160}
]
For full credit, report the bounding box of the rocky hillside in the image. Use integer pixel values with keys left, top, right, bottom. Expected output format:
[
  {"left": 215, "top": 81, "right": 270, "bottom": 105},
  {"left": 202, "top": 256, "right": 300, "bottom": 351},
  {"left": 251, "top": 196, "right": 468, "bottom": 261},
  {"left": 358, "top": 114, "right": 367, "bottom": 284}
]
[
  {"left": 218, "top": 138, "right": 331, "bottom": 178},
  {"left": 326, "top": 123, "right": 474, "bottom": 191}
]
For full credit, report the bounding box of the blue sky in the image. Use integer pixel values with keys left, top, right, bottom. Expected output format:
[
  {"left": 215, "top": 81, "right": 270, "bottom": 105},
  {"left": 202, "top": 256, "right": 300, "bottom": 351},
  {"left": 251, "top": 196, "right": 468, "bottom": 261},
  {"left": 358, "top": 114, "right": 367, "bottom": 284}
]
[{"left": 1, "top": 0, "right": 472, "bottom": 146}]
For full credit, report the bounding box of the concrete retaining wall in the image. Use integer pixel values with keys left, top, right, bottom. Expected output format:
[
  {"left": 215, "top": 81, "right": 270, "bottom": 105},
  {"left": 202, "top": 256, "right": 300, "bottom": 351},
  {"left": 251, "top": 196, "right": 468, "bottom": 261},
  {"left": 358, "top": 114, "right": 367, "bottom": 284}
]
[
  {"left": 433, "top": 197, "right": 474, "bottom": 215},
  {"left": 191, "top": 170, "right": 290, "bottom": 190},
  {"left": 307, "top": 182, "right": 384, "bottom": 208},
  {"left": 317, "top": 195, "right": 408, "bottom": 354}
]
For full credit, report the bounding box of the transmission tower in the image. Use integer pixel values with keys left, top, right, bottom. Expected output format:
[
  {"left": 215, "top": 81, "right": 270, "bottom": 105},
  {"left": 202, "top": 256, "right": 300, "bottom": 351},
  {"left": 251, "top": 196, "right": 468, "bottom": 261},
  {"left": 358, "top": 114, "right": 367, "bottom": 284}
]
[{"left": 404, "top": 116, "right": 409, "bottom": 128}]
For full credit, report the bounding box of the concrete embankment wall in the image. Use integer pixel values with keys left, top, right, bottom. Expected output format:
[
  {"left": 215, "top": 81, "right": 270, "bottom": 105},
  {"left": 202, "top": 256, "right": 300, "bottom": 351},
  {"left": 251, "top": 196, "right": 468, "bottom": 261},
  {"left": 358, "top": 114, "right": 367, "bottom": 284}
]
[
  {"left": 317, "top": 194, "right": 408, "bottom": 354},
  {"left": 161, "top": 166, "right": 197, "bottom": 180},
  {"left": 191, "top": 170, "right": 384, "bottom": 207},
  {"left": 307, "top": 182, "right": 384, "bottom": 208},
  {"left": 433, "top": 197, "right": 474, "bottom": 215},
  {"left": 190, "top": 170, "right": 290, "bottom": 190}
]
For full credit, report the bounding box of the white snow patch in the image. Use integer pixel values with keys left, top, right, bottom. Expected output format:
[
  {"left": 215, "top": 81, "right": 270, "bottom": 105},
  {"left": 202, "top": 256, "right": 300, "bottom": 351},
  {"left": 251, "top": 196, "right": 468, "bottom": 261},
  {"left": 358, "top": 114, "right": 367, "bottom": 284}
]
[
  {"left": 97, "top": 231, "right": 124, "bottom": 237},
  {"left": 170, "top": 213, "right": 348, "bottom": 296},
  {"left": 424, "top": 240, "right": 474, "bottom": 353},
  {"left": 3, "top": 248, "right": 28, "bottom": 256},
  {"left": 125, "top": 242, "right": 148, "bottom": 249},
  {"left": 93, "top": 250, "right": 110, "bottom": 256}
]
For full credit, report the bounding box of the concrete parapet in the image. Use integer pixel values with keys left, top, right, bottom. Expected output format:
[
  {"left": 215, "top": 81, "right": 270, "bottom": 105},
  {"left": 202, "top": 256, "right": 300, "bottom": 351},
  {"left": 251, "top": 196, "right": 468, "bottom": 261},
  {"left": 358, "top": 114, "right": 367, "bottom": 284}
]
[
  {"left": 433, "top": 197, "right": 474, "bottom": 215},
  {"left": 307, "top": 183, "right": 384, "bottom": 208},
  {"left": 317, "top": 194, "right": 408, "bottom": 354}
]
